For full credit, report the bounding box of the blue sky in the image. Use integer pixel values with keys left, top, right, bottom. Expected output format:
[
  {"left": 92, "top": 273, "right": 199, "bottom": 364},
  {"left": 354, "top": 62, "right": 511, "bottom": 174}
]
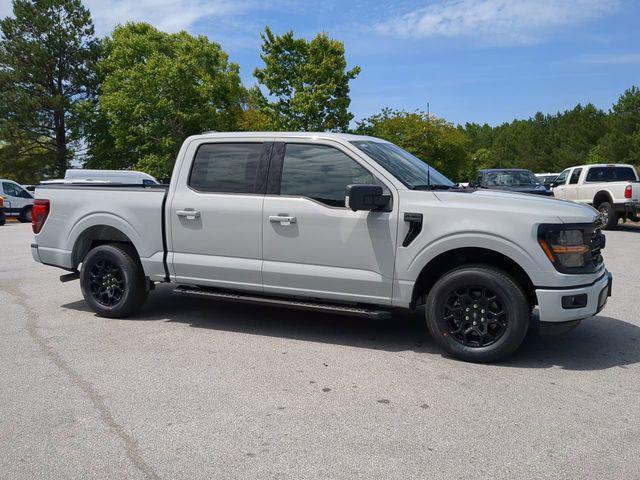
[{"left": 3, "top": 0, "right": 639, "bottom": 126}]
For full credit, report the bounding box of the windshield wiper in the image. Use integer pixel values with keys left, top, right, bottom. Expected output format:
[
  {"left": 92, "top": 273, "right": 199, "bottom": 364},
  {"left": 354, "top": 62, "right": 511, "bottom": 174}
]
[{"left": 411, "top": 184, "right": 456, "bottom": 190}]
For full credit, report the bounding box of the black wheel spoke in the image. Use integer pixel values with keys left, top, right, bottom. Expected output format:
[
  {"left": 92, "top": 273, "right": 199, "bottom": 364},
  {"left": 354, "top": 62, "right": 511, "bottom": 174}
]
[
  {"left": 89, "top": 259, "right": 126, "bottom": 307},
  {"left": 440, "top": 284, "right": 508, "bottom": 348}
]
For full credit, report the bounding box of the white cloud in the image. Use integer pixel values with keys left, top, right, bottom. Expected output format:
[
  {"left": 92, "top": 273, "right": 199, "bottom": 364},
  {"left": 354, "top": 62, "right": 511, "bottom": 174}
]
[
  {"left": 374, "top": 0, "right": 620, "bottom": 45},
  {"left": 0, "top": 0, "right": 253, "bottom": 35},
  {"left": 85, "top": 0, "right": 247, "bottom": 35}
]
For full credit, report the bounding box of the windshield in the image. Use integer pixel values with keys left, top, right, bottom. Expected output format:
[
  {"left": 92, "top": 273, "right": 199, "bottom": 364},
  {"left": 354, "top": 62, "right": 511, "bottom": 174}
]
[
  {"left": 349, "top": 140, "right": 455, "bottom": 189},
  {"left": 485, "top": 171, "right": 539, "bottom": 187}
]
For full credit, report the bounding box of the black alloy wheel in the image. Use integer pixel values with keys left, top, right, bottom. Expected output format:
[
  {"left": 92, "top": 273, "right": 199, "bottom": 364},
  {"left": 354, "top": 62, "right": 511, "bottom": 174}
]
[
  {"left": 442, "top": 286, "right": 507, "bottom": 348},
  {"left": 80, "top": 243, "right": 148, "bottom": 318},
  {"left": 89, "top": 259, "right": 126, "bottom": 307},
  {"left": 425, "top": 265, "right": 530, "bottom": 363}
]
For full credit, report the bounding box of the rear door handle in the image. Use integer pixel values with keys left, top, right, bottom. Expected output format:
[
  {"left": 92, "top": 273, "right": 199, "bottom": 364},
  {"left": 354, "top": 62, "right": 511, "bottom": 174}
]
[
  {"left": 176, "top": 209, "right": 201, "bottom": 220},
  {"left": 269, "top": 215, "right": 296, "bottom": 226}
]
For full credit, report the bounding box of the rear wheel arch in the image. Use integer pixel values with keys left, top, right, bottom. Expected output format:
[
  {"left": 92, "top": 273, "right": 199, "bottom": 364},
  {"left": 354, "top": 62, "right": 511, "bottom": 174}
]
[
  {"left": 593, "top": 190, "right": 613, "bottom": 208},
  {"left": 411, "top": 247, "right": 537, "bottom": 310},
  {"left": 72, "top": 225, "right": 142, "bottom": 268}
]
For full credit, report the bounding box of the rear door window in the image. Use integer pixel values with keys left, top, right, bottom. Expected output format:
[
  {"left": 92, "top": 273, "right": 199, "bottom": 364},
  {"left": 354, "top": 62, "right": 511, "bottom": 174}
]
[{"left": 189, "top": 143, "right": 265, "bottom": 193}]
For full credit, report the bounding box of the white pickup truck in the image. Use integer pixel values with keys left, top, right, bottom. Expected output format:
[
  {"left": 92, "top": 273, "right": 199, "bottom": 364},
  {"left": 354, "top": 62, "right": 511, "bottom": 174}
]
[
  {"left": 552, "top": 164, "right": 639, "bottom": 229},
  {"left": 31, "top": 132, "right": 612, "bottom": 362}
]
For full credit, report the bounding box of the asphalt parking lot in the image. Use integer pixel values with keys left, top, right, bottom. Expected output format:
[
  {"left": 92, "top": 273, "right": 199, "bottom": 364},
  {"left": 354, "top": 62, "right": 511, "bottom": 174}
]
[{"left": 1, "top": 221, "right": 639, "bottom": 480}]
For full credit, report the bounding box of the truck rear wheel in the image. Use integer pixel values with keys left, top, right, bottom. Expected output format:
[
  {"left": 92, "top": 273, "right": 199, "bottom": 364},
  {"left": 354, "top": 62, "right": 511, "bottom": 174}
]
[
  {"left": 597, "top": 202, "right": 617, "bottom": 230},
  {"left": 424, "top": 265, "right": 530, "bottom": 363},
  {"left": 80, "top": 244, "right": 148, "bottom": 318}
]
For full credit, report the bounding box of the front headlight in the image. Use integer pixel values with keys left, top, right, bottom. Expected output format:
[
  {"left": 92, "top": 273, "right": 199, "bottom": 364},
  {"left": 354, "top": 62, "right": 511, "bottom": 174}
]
[{"left": 538, "top": 225, "right": 596, "bottom": 272}]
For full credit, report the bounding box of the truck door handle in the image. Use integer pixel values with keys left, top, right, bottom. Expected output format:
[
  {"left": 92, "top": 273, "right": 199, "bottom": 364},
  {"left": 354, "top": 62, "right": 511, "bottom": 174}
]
[
  {"left": 269, "top": 215, "right": 296, "bottom": 225},
  {"left": 176, "top": 209, "right": 200, "bottom": 220}
]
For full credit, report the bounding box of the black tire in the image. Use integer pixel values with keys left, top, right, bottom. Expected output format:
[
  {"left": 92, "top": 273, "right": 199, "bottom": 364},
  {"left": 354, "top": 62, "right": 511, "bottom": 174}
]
[
  {"left": 0, "top": 212, "right": 5, "bottom": 226},
  {"left": 425, "top": 265, "right": 530, "bottom": 363},
  {"left": 597, "top": 202, "right": 617, "bottom": 230},
  {"left": 80, "top": 244, "right": 148, "bottom": 318},
  {"left": 18, "top": 206, "right": 32, "bottom": 223}
]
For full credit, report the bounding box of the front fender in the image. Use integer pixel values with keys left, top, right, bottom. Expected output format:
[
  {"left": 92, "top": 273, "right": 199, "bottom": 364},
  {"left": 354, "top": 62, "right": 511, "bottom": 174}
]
[{"left": 403, "top": 231, "right": 543, "bottom": 282}]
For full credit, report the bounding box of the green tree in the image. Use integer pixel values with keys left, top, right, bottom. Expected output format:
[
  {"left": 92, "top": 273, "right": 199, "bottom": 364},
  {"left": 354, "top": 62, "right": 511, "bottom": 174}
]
[
  {"left": 356, "top": 109, "right": 470, "bottom": 181},
  {"left": 0, "top": 0, "right": 99, "bottom": 178},
  {"left": 253, "top": 26, "right": 360, "bottom": 132},
  {"left": 462, "top": 104, "right": 608, "bottom": 174},
  {"left": 589, "top": 86, "right": 640, "bottom": 164},
  {"left": 85, "top": 23, "right": 244, "bottom": 178}
]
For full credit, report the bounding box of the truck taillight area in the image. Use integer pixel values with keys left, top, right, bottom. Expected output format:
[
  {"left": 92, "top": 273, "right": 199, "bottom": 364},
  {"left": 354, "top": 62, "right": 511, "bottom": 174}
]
[
  {"left": 32, "top": 199, "right": 50, "bottom": 234},
  {"left": 625, "top": 184, "right": 632, "bottom": 199}
]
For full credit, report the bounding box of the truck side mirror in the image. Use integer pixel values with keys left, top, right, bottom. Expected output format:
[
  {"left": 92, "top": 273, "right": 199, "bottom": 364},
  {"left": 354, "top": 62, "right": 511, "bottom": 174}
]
[{"left": 346, "top": 184, "right": 390, "bottom": 212}]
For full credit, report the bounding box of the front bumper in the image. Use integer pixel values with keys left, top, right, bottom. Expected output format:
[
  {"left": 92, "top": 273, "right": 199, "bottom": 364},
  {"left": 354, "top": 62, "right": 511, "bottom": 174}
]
[{"left": 536, "top": 271, "right": 612, "bottom": 323}]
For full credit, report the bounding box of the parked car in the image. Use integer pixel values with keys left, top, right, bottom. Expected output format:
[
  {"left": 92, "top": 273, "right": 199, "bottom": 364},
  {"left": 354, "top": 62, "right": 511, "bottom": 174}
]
[
  {"left": 0, "top": 179, "right": 34, "bottom": 222},
  {"left": 552, "top": 164, "right": 639, "bottom": 229},
  {"left": 63, "top": 169, "right": 159, "bottom": 185},
  {"left": 31, "top": 132, "right": 611, "bottom": 363},
  {"left": 535, "top": 173, "right": 559, "bottom": 190},
  {"left": 0, "top": 195, "right": 5, "bottom": 226},
  {"left": 469, "top": 169, "right": 553, "bottom": 196}
]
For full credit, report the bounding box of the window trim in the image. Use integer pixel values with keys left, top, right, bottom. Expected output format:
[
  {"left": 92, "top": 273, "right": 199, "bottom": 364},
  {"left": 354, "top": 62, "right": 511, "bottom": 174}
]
[
  {"left": 187, "top": 141, "right": 273, "bottom": 195},
  {"left": 569, "top": 168, "right": 582, "bottom": 185},
  {"left": 266, "top": 141, "right": 392, "bottom": 210}
]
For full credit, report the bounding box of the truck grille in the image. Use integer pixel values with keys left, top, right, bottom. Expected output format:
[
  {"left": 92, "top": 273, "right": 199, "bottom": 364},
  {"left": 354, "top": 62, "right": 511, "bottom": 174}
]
[{"left": 587, "top": 224, "right": 605, "bottom": 270}]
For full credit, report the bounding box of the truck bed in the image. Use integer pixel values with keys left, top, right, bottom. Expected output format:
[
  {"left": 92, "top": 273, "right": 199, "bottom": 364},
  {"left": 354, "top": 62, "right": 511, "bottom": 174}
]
[{"left": 33, "top": 183, "right": 169, "bottom": 281}]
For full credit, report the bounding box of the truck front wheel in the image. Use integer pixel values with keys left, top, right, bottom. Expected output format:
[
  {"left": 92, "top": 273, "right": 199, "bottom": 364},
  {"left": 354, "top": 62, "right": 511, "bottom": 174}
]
[
  {"left": 80, "top": 244, "right": 148, "bottom": 318},
  {"left": 425, "top": 265, "right": 530, "bottom": 363},
  {"left": 18, "top": 206, "right": 32, "bottom": 223}
]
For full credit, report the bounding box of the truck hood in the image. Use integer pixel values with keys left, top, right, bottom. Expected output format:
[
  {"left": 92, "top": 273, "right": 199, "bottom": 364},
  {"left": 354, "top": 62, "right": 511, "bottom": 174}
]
[
  {"left": 431, "top": 189, "right": 598, "bottom": 224},
  {"left": 483, "top": 185, "right": 552, "bottom": 196}
]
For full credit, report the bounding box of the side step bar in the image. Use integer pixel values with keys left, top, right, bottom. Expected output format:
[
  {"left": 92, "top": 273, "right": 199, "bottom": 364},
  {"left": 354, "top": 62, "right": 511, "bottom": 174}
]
[{"left": 173, "top": 286, "right": 392, "bottom": 319}]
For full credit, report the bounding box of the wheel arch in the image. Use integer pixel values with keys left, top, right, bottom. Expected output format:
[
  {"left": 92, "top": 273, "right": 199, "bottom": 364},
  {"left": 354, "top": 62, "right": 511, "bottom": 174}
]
[
  {"left": 71, "top": 224, "right": 141, "bottom": 267},
  {"left": 593, "top": 190, "right": 613, "bottom": 208},
  {"left": 411, "top": 247, "right": 537, "bottom": 309}
]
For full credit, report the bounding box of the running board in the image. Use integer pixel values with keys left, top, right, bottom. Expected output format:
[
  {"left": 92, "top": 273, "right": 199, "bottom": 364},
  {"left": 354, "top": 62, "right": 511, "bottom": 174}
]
[{"left": 173, "top": 286, "right": 392, "bottom": 319}]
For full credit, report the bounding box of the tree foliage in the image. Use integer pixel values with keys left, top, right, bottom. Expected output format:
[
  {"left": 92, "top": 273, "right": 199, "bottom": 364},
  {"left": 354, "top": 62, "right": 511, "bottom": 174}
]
[
  {"left": 459, "top": 100, "right": 627, "bottom": 181},
  {"left": 252, "top": 27, "right": 360, "bottom": 132},
  {"left": 84, "top": 23, "right": 244, "bottom": 178},
  {"left": 0, "top": 0, "right": 99, "bottom": 178},
  {"left": 355, "top": 109, "right": 470, "bottom": 180}
]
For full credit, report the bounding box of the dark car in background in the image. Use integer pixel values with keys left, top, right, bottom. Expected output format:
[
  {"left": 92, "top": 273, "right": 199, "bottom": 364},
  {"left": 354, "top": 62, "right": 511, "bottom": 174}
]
[
  {"left": 535, "top": 172, "right": 560, "bottom": 190},
  {"left": 469, "top": 169, "right": 553, "bottom": 196}
]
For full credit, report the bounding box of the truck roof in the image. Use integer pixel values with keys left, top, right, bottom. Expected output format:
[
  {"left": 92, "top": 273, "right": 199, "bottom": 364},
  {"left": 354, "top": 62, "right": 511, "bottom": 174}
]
[
  {"left": 568, "top": 163, "right": 637, "bottom": 169},
  {"left": 191, "top": 131, "right": 388, "bottom": 143}
]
